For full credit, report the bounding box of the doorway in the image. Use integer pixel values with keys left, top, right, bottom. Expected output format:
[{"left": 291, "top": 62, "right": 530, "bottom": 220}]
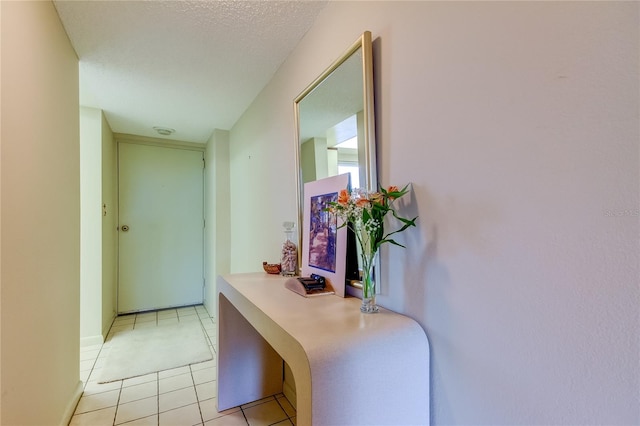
[{"left": 118, "top": 142, "right": 204, "bottom": 313}]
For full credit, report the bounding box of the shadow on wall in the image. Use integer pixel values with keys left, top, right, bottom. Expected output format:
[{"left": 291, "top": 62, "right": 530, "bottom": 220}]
[
  {"left": 396, "top": 186, "right": 452, "bottom": 425},
  {"left": 396, "top": 183, "right": 509, "bottom": 423}
]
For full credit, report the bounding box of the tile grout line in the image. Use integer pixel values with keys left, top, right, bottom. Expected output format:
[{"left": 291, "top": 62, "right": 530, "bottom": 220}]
[
  {"left": 190, "top": 362, "right": 205, "bottom": 425},
  {"left": 274, "top": 397, "right": 290, "bottom": 424},
  {"left": 74, "top": 305, "right": 293, "bottom": 426},
  {"left": 156, "top": 371, "right": 160, "bottom": 426},
  {"left": 114, "top": 381, "right": 124, "bottom": 426},
  {"left": 196, "top": 308, "right": 208, "bottom": 426},
  {"left": 109, "top": 370, "right": 124, "bottom": 426},
  {"left": 197, "top": 306, "right": 216, "bottom": 426}
]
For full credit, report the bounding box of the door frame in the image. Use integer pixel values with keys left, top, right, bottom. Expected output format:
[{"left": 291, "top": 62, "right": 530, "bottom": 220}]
[{"left": 115, "top": 134, "right": 206, "bottom": 314}]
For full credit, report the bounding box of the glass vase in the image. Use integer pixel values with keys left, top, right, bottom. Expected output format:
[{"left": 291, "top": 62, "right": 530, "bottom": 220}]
[
  {"left": 360, "top": 258, "right": 378, "bottom": 313},
  {"left": 280, "top": 221, "right": 298, "bottom": 276}
]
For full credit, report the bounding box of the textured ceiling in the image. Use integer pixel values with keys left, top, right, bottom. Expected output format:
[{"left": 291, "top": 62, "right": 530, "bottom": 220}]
[{"left": 54, "top": 0, "right": 327, "bottom": 144}]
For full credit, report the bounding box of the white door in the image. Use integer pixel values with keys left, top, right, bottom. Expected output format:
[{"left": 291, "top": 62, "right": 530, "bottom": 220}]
[{"left": 118, "top": 143, "right": 204, "bottom": 313}]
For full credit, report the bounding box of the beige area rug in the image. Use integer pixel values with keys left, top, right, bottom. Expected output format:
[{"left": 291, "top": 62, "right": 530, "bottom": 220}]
[{"left": 98, "top": 321, "right": 213, "bottom": 383}]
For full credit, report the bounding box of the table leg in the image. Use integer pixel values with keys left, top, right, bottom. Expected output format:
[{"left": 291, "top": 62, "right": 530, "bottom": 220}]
[{"left": 217, "top": 294, "right": 284, "bottom": 411}]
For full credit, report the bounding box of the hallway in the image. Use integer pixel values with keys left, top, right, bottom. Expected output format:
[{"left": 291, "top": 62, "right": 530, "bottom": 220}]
[{"left": 70, "top": 305, "right": 296, "bottom": 425}]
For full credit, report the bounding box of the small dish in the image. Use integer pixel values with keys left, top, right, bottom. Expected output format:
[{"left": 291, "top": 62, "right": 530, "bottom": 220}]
[{"left": 262, "top": 261, "right": 282, "bottom": 275}]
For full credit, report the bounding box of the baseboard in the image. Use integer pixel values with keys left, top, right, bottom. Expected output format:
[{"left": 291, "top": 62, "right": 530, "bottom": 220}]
[
  {"left": 283, "top": 379, "right": 296, "bottom": 410},
  {"left": 59, "top": 380, "right": 83, "bottom": 426},
  {"left": 103, "top": 312, "right": 116, "bottom": 338},
  {"left": 282, "top": 361, "right": 296, "bottom": 409},
  {"left": 80, "top": 335, "right": 104, "bottom": 347}
]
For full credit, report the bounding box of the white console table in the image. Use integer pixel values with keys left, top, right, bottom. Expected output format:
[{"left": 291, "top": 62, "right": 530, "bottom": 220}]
[{"left": 217, "top": 273, "right": 430, "bottom": 425}]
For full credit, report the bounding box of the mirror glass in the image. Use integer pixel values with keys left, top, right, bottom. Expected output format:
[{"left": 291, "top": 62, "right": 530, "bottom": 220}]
[{"left": 294, "top": 31, "right": 376, "bottom": 290}]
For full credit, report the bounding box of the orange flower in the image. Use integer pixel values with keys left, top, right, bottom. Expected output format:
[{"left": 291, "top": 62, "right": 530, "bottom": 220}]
[
  {"left": 355, "top": 197, "right": 370, "bottom": 208},
  {"left": 369, "top": 192, "right": 384, "bottom": 204},
  {"left": 337, "top": 189, "right": 350, "bottom": 205},
  {"left": 387, "top": 186, "right": 399, "bottom": 199}
]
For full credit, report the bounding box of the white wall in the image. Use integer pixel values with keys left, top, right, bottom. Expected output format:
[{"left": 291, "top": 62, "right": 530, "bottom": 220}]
[
  {"left": 204, "top": 129, "right": 231, "bottom": 317},
  {"left": 1, "top": 1, "right": 82, "bottom": 424},
  {"left": 80, "top": 107, "right": 103, "bottom": 345},
  {"left": 101, "top": 112, "right": 117, "bottom": 336},
  {"left": 228, "top": 69, "right": 300, "bottom": 271},
  {"left": 229, "top": 2, "right": 639, "bottom": 424},
  {"left": 80, "top": 106, "right": 117, "bottom": 345}
]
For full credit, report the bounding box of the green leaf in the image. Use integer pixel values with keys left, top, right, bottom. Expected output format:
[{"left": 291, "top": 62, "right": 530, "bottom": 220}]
[{"left": 378, "top": 238, "right": 406, "bottom": 248}]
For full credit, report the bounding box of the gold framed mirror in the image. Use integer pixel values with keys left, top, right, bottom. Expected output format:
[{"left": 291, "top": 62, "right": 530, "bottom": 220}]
[{"left": 294, "top": 31, "right": 376, "bottom": 290}]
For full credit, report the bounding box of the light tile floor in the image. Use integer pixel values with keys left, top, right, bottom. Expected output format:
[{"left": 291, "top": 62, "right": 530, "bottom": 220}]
[{"left": 70, "top": 305, "right": 296, "bottom": 426}]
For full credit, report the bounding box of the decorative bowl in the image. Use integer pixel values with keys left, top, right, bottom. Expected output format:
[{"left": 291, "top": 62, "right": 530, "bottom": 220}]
[{"left": 262, "top": 261, "right": 282, "bottom": 275}]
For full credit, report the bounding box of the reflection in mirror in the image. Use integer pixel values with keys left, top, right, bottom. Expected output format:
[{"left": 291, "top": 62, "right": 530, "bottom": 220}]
[
  {"left": 298, "top": 49, "right": 364, "bottom": 187},
  {"left": 294, "top": 31, "right": 376, "bottom": 290}
]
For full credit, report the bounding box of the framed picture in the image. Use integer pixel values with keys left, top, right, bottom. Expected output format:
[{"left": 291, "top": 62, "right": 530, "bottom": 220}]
[{"left": 301, "top": 173, "right": 350, "bottom": 297}]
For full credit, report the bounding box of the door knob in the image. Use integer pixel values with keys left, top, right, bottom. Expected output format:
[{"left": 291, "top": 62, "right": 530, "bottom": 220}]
[{"left": 121, "top": 225, "right": 130, "bottom": 232}]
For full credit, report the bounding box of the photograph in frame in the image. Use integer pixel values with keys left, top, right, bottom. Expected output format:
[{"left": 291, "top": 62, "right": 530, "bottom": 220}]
[{"left": 301, "top": 173, "right": 350, "bottom": 297}]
